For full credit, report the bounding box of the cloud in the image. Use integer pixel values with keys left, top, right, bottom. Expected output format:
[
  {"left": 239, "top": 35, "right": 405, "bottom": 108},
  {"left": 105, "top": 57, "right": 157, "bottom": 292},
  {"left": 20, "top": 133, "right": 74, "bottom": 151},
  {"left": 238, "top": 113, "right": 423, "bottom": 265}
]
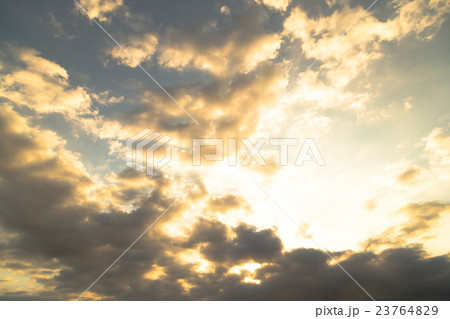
[
  {"left": 90, "top": 91, "right": 124, "bottom": 105},
  {"left": 107, "top": 33, "right": 158, "bottom": 67},
  {"left": 220, "top": 5, "right": 231, "bottom": 16},
  {"left": 363, "top": 201, "right": 450, "bottom": 251},
  {"left": 254, "top": 0, "right": 291, "bottom": 11},
  {"left": 208, "top": 194, "right": 245, "bottom": 213},
  {"left": 239, "top": 246, "right": 450, "bottom": 300},
  {"left": 156, "top": 4, "right": 282, "bottom": 77},
  {"left": 396, "top": 165, "right": 422, "bottom": 184},
  {"left": 425, "top": 127, "right": 450, "bottom": 179},
  {"left": 0, "top": 121, "right": 449, "bottom": 303},
  {"left": 284, "top": 0, "right": 450, "bottom": 62},
  {"left": 92, "top": 60, "right": 289, "bottom": 147},
  {"left": 45, "top": 12, "right": 77, "bottom": 39},
  {"left": 0, "top": 104, "right": 193, "bottom": 300},
  {"left": 158, "top": 32, "right": 281, "bottom": 77},
  {"left": 123, "top": 246, "right": 450, "bottom": 300},
  {"left": 400, "top": 202, "right": 450, "bottom": 235},
  {"left": 185, "top": 220, "right": 283, "bottom": 264},
  {"left": 76, "top": 0, "right": 124, "bottom": 22},
  {"left": 99, "top": 2, "right": 282, "bottom": 77},
  {"left": 280, "top": 0, "right": 450, "bottom": 120},
  {"left": 1, "top": 0, "right": 449, "bottom": 302},
  {"left": 393, "top": 0, "right": 450, "bottom": 40},
  {"left": 0, "top": 46, "right": 91, "bottom": 117}
]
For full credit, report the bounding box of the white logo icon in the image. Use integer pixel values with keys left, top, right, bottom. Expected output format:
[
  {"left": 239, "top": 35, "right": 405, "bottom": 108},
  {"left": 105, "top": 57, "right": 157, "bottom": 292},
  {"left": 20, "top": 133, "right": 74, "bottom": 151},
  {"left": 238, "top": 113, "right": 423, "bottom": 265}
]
[{"left": 126, "top": 129, "right": 172, "bottom": 176}]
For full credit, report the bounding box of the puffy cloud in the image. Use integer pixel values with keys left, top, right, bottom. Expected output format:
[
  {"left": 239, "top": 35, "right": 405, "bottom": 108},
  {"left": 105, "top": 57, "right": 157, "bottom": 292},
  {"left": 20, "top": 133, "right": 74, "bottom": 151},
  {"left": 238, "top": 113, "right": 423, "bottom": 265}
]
[
  {"left": 157, "top": 4, "right": 282, "bottom": 77},
  {"left": 280, "top": 0, "right": 450, "bottom": 117},
  {"left": 239, "top": 246, "right": 450, "bottom": 300},
  {"left": 76, "top": 0, "right": 124, "bottom": 22},
  {"left": 98, "top": 60, "right": 289, "bottom": 147},
  {"left": 185, "top": 220, "right": 283, "bottom": 264},
  {"left": 284, "top": 0, "right": 450, "bottom": 62},
  {"left": 158, "top": 33, "right": 281, "bottom": 77},
  {"left": 393, "top": 0, "right": 450, "bottom": 40},
  {"left": 0, "top": 104, "right": 195, "bottom": 300},
  {"left": 220, "top": 5, "right": 231, "bottom": 16},
  {"left": 99, "top": 2, "right": 282, "bottom": 77},
  {"left": 0, "top": 46, "right": 91, "bottom": 117},
  {"left": 4, "top": 210, "right": 450, "bottom": 300},
  {"left": 90, "top": 91, "right": 124, "bottom": 105},
  {"left": 107, "top": 33, "right": 158, "bottom": 67},
  {"left": 284, "top": 5, "right": 393, "bottom": 64}
]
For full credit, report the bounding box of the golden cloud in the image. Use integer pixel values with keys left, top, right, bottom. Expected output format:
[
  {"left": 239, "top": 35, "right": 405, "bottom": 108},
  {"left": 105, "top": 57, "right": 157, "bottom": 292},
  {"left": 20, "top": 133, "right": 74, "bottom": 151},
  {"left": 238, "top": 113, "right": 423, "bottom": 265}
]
[
  {"left": 77, "top": 0, "right": 124, "bottom": 22},
  {"left": 0, "top": 47, "right": 91, "bottom": 117},
  {"left": 107, "top": 33, "right": 158, "bottom": 67}
]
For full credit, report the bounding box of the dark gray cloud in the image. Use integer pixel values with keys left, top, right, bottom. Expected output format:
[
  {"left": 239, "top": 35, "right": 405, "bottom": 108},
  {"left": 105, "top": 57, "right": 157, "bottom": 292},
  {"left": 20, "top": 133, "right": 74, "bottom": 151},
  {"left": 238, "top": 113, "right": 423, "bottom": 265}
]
[
  {"left": 214, "top": 246, "right": 450, "bottom": 300},
  {"left": 184, "top": 219, "right": 283, "bottom": 264}
]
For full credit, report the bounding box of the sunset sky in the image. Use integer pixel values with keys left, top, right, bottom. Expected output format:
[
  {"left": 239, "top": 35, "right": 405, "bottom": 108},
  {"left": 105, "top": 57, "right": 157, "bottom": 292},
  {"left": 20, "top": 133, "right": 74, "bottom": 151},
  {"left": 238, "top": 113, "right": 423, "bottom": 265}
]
[{"left": 0, "top": 0, "right": 449, "bottom": 300}]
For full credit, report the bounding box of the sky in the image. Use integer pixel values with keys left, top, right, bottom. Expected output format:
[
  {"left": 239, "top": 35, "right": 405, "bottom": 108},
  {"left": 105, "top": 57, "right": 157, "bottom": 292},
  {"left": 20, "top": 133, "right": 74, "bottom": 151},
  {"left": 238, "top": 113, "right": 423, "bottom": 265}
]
[{"left": 0, "top": 0, "right": 449, "bottom": 300}]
